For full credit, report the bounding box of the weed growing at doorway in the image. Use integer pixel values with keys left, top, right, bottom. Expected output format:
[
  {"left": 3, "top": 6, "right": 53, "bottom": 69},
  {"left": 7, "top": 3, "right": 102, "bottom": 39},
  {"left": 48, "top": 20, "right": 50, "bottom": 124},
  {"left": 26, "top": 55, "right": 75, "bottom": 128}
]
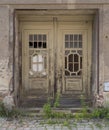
[
  {"left": 80, "top": 94, "right": 86, "bottom": 107},
  {"left": 0, "top": 101, "right": 28, "bottom": 118},
  {"left": 0, "top": 101, "right": 21, "bottom": 118},
  {"left": 43, "top": 92, "right": 60, "bottom": 118},
  {"left": 91, "top": 107, "right": 109, "bottom": 119},
  {"left": 79, "top": 94, "right": 90, "bottom": 118},
  {"left": 43, "top": 98, "right": 52, "bottom": 118},
  {"left": 43, "top": 93, "right": 109, "bottom": 129},
  {"left": 63, "top": 120, "right": 72, "bottom": 130},
  {"left": 0, "top": 101, "right": 7, "bottom": 117},
  {"left": 0, "top": 101, "right": 15, "bottom": 117},
  {"left": 54, "top": 92, "right": 60, "bottom": 108}
]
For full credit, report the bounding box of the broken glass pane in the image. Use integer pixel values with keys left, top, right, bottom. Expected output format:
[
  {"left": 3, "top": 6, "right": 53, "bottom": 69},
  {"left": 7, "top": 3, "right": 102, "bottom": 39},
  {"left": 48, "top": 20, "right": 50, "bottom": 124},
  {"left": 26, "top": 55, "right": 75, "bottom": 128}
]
[
  {"left": 29, "top": 42, "right": 33, "bottom": 48},
  {"left": 38, "top": 64, "right": 43, "bottom": 72},
  {"left": 33, "top": 55, "right": 38, "bottom": 62},
  {"left": 34, "top": 42, "right": 37, "bottom": 48},
  {"left": 38, "top": 42, "right": 42, "bottom": 48},
  {"left": 33, "top": 64, "right": 38, "bottom": 72},
  {"left": 38, "top": 54, "right": 43, "bottom": 62},
  {"left": 43, "top": 42, "right": 46, "bottom": 48}
]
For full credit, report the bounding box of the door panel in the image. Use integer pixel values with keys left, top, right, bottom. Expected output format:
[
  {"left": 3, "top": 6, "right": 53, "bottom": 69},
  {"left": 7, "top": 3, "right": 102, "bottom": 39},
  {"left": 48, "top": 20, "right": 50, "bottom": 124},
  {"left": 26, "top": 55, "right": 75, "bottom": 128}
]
[
  {"left": 57, "top": 22, "right": 91, "bottom": 103},
  {"left": 63, "top": 32, "right": 86, "bottom": 94},
  {"left": 64, "top": 32, "right": 83, "bottom": 92},
  {"left": 22, "top": 24, "right": 54, "bottom": 106},
  {"left": 28, "top": 33, "right": 48, "bottom": 94}
]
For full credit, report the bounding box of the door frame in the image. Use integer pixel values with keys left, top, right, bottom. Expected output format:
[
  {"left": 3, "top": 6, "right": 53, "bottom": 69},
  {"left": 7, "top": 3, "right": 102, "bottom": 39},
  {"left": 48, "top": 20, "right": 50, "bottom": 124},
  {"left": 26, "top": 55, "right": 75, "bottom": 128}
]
[
  {"left": 20, "top": 17, "right": 92, "bottom": 101},
  {"left": 14, "top": 10, "right": 96, "bottom": 106}
]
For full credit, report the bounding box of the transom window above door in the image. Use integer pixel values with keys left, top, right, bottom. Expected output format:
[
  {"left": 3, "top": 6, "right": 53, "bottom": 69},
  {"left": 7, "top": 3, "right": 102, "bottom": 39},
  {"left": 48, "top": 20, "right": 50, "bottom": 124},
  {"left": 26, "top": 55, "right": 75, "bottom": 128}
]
[
  {"left": 29, "top": 34, "right": 47, "bottom": 48},
  {"left": 65, "top": 34, "right": 82, "bottom": 48}
]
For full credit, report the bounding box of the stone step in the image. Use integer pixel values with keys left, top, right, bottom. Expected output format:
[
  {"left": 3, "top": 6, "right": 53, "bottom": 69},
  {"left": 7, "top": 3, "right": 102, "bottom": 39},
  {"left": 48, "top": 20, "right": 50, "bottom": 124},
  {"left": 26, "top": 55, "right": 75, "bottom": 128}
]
[
  {"left": 20, "top": 93, "right": 92, "bottom": 108},
  {"left": 60, "top": 94, "right": 82, "bottom": 98},
  {"left": 19, "top": 107, "right": 92, "bottom": 117},
  {"left": 58, "top": 96, "right": 92, "bottom": 108},
  {"left": 20, "top": 98, "right": 48, "bottom": 108},
  {"left": 20, "top": 98, "right": 92, "bottom": 108}
]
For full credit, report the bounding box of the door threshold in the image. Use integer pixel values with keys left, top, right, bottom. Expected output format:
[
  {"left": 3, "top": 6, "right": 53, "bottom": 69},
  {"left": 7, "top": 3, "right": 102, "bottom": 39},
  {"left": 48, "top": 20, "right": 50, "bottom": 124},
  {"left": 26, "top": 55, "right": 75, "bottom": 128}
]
[{"left": 19, "top": 107, "right": 92, "bottom": 114}]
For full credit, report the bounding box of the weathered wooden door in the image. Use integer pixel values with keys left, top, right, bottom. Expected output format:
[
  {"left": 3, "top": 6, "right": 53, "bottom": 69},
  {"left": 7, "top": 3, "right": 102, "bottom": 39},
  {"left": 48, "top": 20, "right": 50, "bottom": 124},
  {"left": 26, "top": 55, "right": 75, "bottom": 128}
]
[
  {"left": 21, "top": 18, "right": 92, "bottom": 107},
  {"left": 21, "top": 22, "right": 54, "bottom": 107},
  {"left": 57, "top": 22, "right": 92, "bottom": 107}
]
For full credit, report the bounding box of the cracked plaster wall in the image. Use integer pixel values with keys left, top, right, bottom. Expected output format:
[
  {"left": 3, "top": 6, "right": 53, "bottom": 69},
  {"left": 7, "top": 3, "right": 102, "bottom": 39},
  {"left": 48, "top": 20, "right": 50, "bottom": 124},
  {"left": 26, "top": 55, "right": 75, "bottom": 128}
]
[
  {"left": 0, "top": 6, "right": 12, "bottom": 99},
  {"left": 102, "top": 5, "right": 109, "bottom": 106},
  {"left": 103, "top": 5, "right": 109, "bottom": 81}
]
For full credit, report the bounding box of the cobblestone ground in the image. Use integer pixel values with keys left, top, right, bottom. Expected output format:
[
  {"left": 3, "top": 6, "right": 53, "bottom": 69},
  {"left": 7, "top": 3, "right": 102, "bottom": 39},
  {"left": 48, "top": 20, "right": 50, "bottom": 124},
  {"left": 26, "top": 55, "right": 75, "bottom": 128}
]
[{"left": 0, "top": 117, "right": 109, "bottom": 130}]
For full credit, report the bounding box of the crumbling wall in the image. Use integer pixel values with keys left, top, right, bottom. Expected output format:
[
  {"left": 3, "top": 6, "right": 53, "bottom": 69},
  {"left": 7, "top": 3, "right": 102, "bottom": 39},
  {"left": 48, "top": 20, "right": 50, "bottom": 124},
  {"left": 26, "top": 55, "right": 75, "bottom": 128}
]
[
  {"left": 102, "top": 5, "right": 109, "bottom": 106},
  {"left": 0, "top": 6, "right": 12, "bottom": 99}
]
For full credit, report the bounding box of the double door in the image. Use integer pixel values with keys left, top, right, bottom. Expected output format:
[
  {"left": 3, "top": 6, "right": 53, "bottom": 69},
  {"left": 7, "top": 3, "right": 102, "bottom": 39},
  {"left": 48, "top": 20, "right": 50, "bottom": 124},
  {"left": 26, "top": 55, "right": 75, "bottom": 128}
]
[{"left": 21, "top": 18, "right": 92, "bottom": 107}]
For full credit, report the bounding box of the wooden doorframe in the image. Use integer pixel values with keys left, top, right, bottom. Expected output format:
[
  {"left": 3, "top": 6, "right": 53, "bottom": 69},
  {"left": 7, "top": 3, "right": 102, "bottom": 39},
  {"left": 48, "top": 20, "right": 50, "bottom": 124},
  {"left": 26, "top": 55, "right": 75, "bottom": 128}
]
[
  {"left": 20, "top": 18, "right": 92, "bottom": 101},
  {"left": 14, "top": 10, "right": 97, "bottom": 107}
]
